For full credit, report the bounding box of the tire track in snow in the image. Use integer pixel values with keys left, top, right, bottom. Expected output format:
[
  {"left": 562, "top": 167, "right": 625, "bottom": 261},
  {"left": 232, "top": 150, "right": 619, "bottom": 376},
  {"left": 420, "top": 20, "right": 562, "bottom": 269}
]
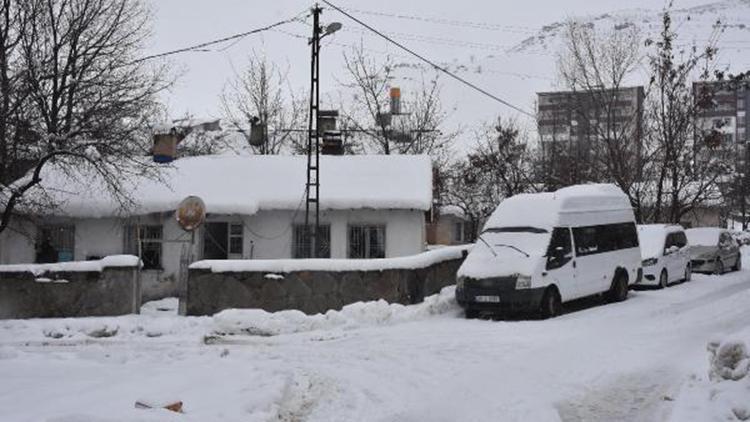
[{"left": 556, "top": 368, "right": 681, "bottom": 422}]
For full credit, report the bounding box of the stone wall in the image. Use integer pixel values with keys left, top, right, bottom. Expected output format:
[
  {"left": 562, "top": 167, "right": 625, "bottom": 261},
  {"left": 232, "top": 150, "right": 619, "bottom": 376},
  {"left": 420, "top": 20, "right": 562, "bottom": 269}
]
[
  {"left": 0, "top": 266, "right": 141, "bottom": 319},
  {"left": 185, "top": 253, "right": 467, "bottom": 316}
]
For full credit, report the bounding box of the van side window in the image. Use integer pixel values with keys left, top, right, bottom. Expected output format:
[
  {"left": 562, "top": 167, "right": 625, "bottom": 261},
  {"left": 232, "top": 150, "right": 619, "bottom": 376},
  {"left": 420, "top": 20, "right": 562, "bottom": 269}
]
[
  {"left": 617, "top": 223, "right": 639, "bottom": 249},
  {"left": 546, "top": 227, "right": 572, "bottom": 270},
  {"left": 572, "top": 227, "right": 598, "bottom": 256},
  {"left": 573, "top": 223, "right": 638, "bottom": 257}
]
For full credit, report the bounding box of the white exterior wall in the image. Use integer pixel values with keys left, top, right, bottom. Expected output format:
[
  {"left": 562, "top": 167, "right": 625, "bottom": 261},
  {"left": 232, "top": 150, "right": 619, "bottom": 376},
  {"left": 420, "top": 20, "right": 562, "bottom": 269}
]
[
  {"left": 241, "top": 209, "right": 425, "bottom": 260},
  {"left": 0, "top": 208, "right": 426, "bottom": 298},
  {"left": 0, "top": 220, "right": 36, "bottom": 264}
]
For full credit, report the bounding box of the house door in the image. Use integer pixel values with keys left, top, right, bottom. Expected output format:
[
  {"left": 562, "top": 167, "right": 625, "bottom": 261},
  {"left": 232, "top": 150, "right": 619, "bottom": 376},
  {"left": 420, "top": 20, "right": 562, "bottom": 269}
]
[
  {"left": 204, "top": 223, "right": 228, "bottom": 259},
  {"left": 203, "top": 222, "right": 244, "bottom": 260}
]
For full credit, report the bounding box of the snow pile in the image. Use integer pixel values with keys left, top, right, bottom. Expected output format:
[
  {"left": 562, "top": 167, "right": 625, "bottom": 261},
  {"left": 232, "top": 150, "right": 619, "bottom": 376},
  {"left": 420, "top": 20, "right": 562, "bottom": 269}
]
[
  {"left": 0, "top": 308, "right": 211, "bottom": 344},
  {"left": 211, "top": 285, "right": 460, "bottom": 337},
  {"left": 708, "top": 339, "right": 750, "bottom": 382},
  {"left": 190, "top": 244, "right": 471, "bottom": 273},
  {"left": 669, "top": 334, "right": 750, "bottom": 422},
  {"left": 0, "top": 255, "right": 141, "bottom": 276}
]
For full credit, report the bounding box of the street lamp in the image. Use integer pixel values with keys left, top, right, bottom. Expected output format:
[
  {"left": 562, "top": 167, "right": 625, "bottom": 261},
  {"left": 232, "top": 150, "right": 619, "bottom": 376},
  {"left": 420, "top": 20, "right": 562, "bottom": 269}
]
[{"left": 304, "top": 6, "right": 342, "bottom": 258}]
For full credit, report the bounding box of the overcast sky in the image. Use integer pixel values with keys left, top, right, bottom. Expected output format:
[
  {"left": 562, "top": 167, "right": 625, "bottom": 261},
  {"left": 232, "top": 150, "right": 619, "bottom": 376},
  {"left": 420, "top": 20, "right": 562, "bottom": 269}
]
[{"left": 144, "top": 0, "right": 740, "bottom": 125}]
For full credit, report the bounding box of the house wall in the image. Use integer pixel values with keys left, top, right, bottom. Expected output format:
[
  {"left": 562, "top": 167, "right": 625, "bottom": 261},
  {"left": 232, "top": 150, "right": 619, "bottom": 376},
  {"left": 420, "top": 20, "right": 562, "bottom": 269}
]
[
  {"left": 0, "top": 208, "right": 426, "bottom": 301},
  {"left": 427, "top": 214, "right": 469, "bottom": 245},
  {"left": 679, "top": 207, "right": 722, "bottom": 229},
  {"left": 242, "top": 209, "right": 425, "bottom": 259},
  {"left": 0, "top": 220, "right": 36, "bottom": 264}
]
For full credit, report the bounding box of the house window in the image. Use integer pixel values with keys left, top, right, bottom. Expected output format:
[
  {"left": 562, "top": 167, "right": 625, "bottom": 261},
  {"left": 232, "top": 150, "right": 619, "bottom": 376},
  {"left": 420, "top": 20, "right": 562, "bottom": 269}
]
[
  {"left": 453, "top": 222, "right": 464, "bottom": 243},
  {"left": 124, "top": 225, "right": 163, "bottom": 270},
  {"left": 292, "top": 224, "right": 331, "bottom": 258},
  {"left": 36, "top": 225, "right": 75, "bottom": 263},
  {"left": 348, "top": 225, "right": 386, "bottom": 259},
  {"left": 204, "top": 222, "right": 244, "bottom": 259}
]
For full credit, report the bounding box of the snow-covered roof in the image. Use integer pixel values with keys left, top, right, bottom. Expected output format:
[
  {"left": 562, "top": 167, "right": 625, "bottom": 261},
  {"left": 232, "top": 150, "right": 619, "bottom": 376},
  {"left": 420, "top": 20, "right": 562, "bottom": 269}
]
[
  {"left": 439, "top": 205, "right": 467, "bottom": 219},
  {"left": 20, "top": 155, "right": 433, "bottom": 218}
]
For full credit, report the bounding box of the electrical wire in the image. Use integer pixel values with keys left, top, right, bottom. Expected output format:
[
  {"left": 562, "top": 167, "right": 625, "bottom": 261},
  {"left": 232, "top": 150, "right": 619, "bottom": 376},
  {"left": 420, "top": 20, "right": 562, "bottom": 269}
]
[
  {"left": 337, "top": 6, "right": 539, "bottom": 33},
  {"left": 131, "top": 12, "right": 310, "bottom": 64},
  {"left": 320, "top": 0, "right": 536, "bottom": 118}
]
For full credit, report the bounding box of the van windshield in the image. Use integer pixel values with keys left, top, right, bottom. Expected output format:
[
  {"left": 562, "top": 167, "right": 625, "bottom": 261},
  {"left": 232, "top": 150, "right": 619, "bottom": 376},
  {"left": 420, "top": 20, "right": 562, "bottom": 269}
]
[
  {"left": 480, "top": 226, "right": 551, "bottom": 257},
  {"left": 484, "top": 226, "right": 548, "bottom": 234}
]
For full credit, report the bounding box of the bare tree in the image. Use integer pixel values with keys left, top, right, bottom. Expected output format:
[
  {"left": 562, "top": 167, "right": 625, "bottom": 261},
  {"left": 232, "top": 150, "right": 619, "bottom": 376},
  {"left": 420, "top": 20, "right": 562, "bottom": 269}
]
[
  {"left": 340, "top": 45, "right": 455, "bottom": 158},
  {"left": 0, "top": 0, "right": 31, "bottom": 186},
  {"left": 220, "top": 53, "right": 304, "bottom": 155},
  {"left": 0, "top": 0, "right": 172, "bottom": 235},
  {"left": 643, "top": 8, "right": 729, "bottom": 224},
  {"left": 443, "top": 118, "right": 535, "bottom": 241},
  {"left": 545, "top": 19, "right": 647, "bottom": 216}
]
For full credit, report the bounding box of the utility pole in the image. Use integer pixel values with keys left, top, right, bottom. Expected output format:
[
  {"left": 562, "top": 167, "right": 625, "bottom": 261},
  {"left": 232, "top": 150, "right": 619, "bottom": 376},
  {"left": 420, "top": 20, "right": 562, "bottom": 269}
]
[{"left": 303, "top": 5, "right": 341, "bottom": 258}]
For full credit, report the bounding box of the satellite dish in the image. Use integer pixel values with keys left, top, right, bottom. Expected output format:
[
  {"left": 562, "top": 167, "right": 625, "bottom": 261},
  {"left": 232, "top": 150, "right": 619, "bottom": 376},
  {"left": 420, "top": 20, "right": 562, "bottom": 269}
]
[{"left": 175, "top": 196, "right": 206, "bottom": 232}]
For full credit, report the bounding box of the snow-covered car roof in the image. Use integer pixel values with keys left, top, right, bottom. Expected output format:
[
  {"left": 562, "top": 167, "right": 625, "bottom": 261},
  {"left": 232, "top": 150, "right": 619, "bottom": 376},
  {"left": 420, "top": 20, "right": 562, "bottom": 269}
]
[
  {"left": 483, "top": 184, "right": 632, "bottom": 231},
  {"left": 14, "top": 155, "right": 433, "bottom": 218},
  {"left": 686, "top": 227, "right": 725, "bottom": 247},
  {"left": 638, "top": 224, "right": 685, "bottom": 258}
]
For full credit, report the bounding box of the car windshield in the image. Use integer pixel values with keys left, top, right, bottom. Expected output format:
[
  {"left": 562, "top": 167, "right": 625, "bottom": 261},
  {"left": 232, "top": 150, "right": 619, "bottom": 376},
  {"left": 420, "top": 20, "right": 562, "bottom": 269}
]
[{"left": 480, "top": 226, "right": 551, "bottom": 257}]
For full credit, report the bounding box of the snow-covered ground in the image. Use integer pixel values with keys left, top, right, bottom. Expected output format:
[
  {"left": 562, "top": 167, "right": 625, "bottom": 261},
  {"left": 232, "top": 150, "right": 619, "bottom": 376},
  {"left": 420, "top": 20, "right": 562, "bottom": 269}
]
[{"left": 2, "top": 256, "right": 750, "bottom": 421}]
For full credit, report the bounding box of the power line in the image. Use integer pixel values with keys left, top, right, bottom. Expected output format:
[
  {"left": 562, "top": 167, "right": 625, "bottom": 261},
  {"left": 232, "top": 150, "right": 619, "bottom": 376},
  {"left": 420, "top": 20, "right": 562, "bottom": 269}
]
[
  {"left": 338, "top": 6, "right": 539, "bottom": 34},
  {"left": 132, "top": 12, "right": 309, "bottom": 64},
  {"left": 321, "top": 0, "right": 536, "bottom": 118}
]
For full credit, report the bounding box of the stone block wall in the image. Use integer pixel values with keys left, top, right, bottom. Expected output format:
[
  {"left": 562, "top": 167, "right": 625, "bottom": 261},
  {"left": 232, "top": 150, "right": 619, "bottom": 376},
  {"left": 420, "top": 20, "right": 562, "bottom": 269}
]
[
  {"left": 0, "top": 266, "right": 141, "bottom": 319},
  {"left": 185, "top": 254, "right": 466, "bottom": 316}
]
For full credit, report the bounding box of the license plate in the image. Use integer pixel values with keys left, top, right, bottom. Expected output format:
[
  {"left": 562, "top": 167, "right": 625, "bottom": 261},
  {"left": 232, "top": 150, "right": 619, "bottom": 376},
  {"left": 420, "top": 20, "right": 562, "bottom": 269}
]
[{"left": 474, "top": 295, "right": 500, "bottom": 303}]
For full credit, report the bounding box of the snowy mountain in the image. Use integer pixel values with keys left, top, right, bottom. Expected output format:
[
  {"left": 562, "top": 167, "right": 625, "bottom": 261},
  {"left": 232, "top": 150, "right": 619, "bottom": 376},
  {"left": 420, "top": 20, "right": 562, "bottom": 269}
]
[
  {"left": 148, "top": 0, "right": 750, "bottom": 151},
  {"left": 379, "top": 0, "right": 750, "bottom": 144}
]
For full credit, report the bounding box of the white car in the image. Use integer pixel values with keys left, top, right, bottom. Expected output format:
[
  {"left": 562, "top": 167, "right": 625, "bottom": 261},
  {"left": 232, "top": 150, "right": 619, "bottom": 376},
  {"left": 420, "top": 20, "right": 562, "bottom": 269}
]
[{"left": 636, "top": 224, "right": 691, "bottom": 288}]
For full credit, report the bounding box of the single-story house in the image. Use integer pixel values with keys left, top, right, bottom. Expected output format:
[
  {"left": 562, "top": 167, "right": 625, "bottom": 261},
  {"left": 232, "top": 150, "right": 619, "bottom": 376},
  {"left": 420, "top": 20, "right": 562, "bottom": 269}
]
[
  {"left": 0, "top": 155, "right": 433, "bottom": 300},
  {"left": 426, "top": 205, "right": 474, "bottom": 245}
]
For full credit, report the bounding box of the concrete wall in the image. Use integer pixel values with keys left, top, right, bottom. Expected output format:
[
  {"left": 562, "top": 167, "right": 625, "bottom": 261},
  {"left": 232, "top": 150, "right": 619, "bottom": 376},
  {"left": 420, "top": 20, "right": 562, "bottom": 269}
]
[
  {"left": 0, "top": 266, "right": 140, "bottom": 319},
  {"left": 185, "top": 254, "right": 466, "bottom": 316},
  {"left": 0, "top": 209, "right": 426, "bottom": 302}
]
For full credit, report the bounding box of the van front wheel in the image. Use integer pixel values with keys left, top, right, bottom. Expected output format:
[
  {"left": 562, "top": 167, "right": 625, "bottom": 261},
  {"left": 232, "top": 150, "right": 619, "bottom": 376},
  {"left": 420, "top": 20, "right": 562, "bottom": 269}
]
[
  {"left": 540, "top": 287, "right": 561, "bottom": 319},
  {"left": 608, "top": 272, "right": 629, "bottom": 302}
]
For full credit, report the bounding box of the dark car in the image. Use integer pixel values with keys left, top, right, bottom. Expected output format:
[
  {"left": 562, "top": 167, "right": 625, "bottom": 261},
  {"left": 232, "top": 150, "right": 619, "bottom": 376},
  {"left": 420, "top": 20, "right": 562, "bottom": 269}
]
[{"left": 686, "top": 228, "right": 741, "bottom": 274}]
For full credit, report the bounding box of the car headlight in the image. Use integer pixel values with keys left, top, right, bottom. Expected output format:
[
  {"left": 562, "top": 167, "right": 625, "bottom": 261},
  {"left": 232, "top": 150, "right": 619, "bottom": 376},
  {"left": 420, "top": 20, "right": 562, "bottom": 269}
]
[
  {"left": 642, "top": 258, "right": 658, "bottom": 267},
  {"left": 456, "top": 276, "right": 465, "bottom": 289},
  {"left": 515, "top": 275, "right": 532, "bottom": 289}
]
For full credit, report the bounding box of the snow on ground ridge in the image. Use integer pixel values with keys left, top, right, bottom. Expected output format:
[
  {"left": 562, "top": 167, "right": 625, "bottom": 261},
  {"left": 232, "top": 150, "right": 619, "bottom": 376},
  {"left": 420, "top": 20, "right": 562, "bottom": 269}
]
[{"left": 210, "top": 285, "right": 461, "bottom": 337}]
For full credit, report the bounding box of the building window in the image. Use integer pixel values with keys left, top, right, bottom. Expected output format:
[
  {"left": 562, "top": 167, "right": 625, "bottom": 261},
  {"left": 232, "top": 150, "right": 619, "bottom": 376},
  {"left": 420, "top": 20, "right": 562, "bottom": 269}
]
[
  {"left": 204, "top": 222, "right": 244, "bottom": 259},
  {"left": 739, "top": 98, "right": 745, "bottom": 110},
  {"left": 124, "top": 225, "right": 163, "bottom": 270},
  {"left": 36, "top": 225, "right": 75, "bottom": 263},
  {"left": 292, "top": 224, "right": 331, "bottom": 258},
  {"left": 348, "top": 225, "right": 386, "bottom": 259}
]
